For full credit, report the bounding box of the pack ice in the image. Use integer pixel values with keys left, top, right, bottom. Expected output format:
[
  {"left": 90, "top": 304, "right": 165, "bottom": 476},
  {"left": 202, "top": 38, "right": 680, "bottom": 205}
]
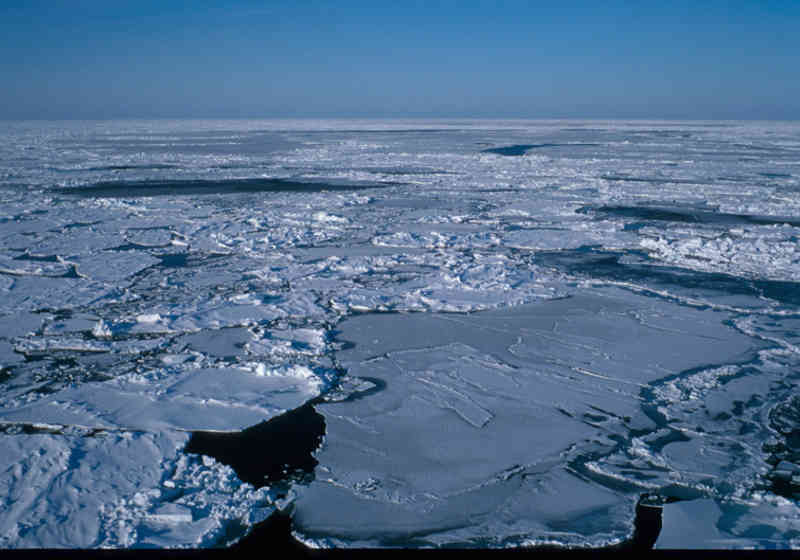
[{"left": 1, "top": 119, "right": 799, "bottom": 549}]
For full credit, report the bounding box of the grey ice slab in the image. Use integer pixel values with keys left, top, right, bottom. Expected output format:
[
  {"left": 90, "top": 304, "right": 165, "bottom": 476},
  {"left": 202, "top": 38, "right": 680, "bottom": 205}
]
[{"left": 292, "top": 289, "right": 762, "bottom": 547}]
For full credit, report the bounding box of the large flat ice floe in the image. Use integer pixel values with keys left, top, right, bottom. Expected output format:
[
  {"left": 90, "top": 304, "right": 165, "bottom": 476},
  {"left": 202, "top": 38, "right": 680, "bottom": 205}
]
[{"left": 292, "top": 288, "right": 762, "bottom": 547}]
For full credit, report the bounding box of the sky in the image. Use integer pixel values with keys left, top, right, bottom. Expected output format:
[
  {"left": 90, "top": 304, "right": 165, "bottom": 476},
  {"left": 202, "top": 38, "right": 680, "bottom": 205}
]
[{"left": 1, "top": 0, "right": 799, "bottom": 120}]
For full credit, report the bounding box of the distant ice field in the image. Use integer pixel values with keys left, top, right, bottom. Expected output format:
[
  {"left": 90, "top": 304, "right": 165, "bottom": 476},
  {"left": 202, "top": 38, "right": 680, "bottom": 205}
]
[{"left": 0, "top": 119, "right": 799, "bottom": 548}]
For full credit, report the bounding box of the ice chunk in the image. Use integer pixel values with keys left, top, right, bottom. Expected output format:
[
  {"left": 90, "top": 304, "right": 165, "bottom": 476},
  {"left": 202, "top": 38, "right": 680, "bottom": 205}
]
[
  {"left": 91, "top": 320, "right": 112, "bottom": 339},
  {"left": 146, "top": 503, "right": 194, "bottom": 524}
]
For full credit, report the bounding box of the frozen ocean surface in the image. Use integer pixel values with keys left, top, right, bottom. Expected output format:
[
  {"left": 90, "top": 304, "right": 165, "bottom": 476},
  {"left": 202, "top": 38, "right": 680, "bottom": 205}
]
[{"left": 0, "top": 119, "right": 799, "bottom": 548}]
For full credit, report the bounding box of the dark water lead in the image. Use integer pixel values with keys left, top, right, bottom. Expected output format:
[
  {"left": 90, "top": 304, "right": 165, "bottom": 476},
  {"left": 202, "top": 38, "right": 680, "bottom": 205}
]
[
  {"left": 155, "top": 252, "right": 228, "bottom": 269},
  {"left": 185, "top": 399, "right": 325, "bottom": 489},
  {"left": 12, "top": 252, "right": 61, "bottom": 262},
  {"left": 580, "top": 205, "right": 800, "bottom": 228},
  {"left": 86, "top": 164, "right": 180, "bottom": 172},
  {"left": 534, "top": 247, "right": 800, "bottom": 307},
  {"left": 614, "top": 497, "right": 663, "bottom": 551},
  {"left": 185, "top": 398, "right": 324, "bottom": 552},
  {"left": 53, "top": 178, "right": 400, "bottom": 198},
  {"left": 482, "top": 144, "right": 600, "bottom": 156}
]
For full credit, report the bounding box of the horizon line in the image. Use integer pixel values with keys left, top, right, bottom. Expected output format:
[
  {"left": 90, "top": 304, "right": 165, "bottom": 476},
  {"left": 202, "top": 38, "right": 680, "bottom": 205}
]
[{"left": 2, "top": 115, "right": 799, "bottom": 123}]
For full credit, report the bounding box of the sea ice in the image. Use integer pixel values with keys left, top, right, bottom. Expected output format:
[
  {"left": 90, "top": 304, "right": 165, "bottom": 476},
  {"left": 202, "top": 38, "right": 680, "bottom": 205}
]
[
  {"left": 1, "top": 119, "right": 799, "bottom": 548},
  {"left": 292, "top": 288, "right": 760, "bottom": 547}
]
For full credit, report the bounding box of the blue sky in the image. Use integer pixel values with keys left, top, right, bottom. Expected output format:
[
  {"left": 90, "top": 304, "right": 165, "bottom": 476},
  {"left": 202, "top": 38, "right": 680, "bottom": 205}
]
[{"left": 1, "top": 0, "right": 798, "bottom": 119}]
